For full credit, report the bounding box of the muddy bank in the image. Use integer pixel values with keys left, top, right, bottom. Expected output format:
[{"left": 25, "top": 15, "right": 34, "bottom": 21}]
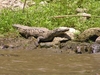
[
  {"left": 0, "top": 36, "right": 37, "bottom": 50},
  {"left": 0, "top": 36, "right": 98, "bottom": 54}
]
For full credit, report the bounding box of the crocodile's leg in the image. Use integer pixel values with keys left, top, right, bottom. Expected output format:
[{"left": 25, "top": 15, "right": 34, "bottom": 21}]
[
  {"left": 37, "top": 36, "right": 45, "bottom": 43},
  {"left": 28, "top": 37, "right": 39, "bottom": 48}
]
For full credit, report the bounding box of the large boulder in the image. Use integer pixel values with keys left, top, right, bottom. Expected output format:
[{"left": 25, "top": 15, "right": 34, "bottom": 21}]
[
  {"left": 64, "top": 28, "right": 80, "bottom": 40},
  {"left": 78, "top": 28, "right": 100, "bottom": 42},
  {"left": 95, "top": 36, "right": 100, "bottom": 44}
]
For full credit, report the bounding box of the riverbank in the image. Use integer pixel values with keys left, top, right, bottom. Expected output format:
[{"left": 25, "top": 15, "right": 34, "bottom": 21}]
[{"left": 0, "top": 35, "right": 97, "bottom": 54}]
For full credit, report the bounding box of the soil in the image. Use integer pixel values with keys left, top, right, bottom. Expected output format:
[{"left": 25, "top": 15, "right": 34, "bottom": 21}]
[{"left": 0, "top": 36, "right": 38, "bottom": 50}]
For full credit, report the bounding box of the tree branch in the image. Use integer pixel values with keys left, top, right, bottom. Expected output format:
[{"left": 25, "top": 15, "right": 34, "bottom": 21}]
[{"left": 52, "top": 14, "right": 100, "bottom": 18}]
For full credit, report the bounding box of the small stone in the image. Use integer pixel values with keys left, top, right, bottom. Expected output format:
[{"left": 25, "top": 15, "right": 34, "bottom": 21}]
[
  {"left": 39, "top": 1, "right": 48, "bottom": 6},
  {"left": 76, "top": 8, "right": 87, "bottom": 13},
  {"left": 92, "top": 43, "right": 100, "bottom": 53},
  {"left": 77, "top": 13, "right": 91, "bottom": 18},
  {"left": 40, "top": 42, "right": 54, "bottom": 48}
]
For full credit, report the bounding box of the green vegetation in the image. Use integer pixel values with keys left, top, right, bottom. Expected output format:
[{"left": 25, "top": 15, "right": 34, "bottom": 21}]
[{"left": 0, "top": 0, "right": 100, "bottom": 35}]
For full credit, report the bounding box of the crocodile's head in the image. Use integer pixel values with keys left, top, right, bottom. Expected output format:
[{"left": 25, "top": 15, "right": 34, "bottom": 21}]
[
  {"left": 49, "top": 27, "right": 69, "bottom": 37},
  {"left": 55, "top": 27, "right": 69, "bottom": 32}
]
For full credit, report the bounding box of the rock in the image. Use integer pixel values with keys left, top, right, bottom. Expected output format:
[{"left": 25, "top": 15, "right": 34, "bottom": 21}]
[
  {"left": 76, "top": 8, "right": 91, "bottom": 22},
  {"left": 95, "top": 36, "right": 100, "bottom": 44},
  {"left": 76, "top": 43, "right": 93, "bottom": 54},
  {"left": 78, "top": 28, "right": 100, "bottom": 42},
  {"left": 92, "top": 43, "right": 100, "bottom": 53},
  {"left": 0, "top": 0, "right": 25, "bottom": 9},
  {"left": 60, "top": 41, "right": 80, "bottom": 52},
  {"left": 39, "top": 1, "right": 48, "bottom": 6},
  {"left": 40, "top": 42, "right": 55, "bottom": 48},
  {"left": 0, "top": 0, "right": 35, "bottom": 10},
  {"left": 60, "top": 41, "right": 93, "bottom": 54},
  {"left": 77, "top": 13, "right": 91, "bottom": 18},
  {"left": 76, "top": 8, "right": 87, "bottom": 13},
  {"left": 65, "top": 28, "right": 80, "bottom": 40},
  {"left": 60, "top": 49, "right": 75, "bottom": 54},
  {"left": 0, "top": 44, "right": 15, "bottom": 49},
  {"left": 77, "top": 13, "right": 91, "bottom": 22},
  {"left": 40, "top": 38, "right": 59, "bottom": 48},
  {"left": 53, "top": 37, "right": 69, "bottom": 43},
  {"left": 26, "top": 0, "right": 35, "bottom": 6},
  {"left": 40, "top": 37, "right": 68, "bottom": 48}
]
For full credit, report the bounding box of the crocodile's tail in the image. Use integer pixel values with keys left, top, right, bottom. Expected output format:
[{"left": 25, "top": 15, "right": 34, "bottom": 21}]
[{"left": 13, "top": 24, "right": 30, "bottom": 29}]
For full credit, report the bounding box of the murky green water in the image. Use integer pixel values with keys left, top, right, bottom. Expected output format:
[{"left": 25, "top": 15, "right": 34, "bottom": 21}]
[{"left": 0, "top": 49, "right": 100, "bottom": 75}]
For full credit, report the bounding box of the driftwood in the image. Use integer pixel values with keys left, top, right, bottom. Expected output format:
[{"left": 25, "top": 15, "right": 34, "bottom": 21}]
[
  {"left": 52, "top": 15, "right": 90, "bottom": 18},
  {"left": 52, "top": 14, "right": 100, "bottom": 18}
]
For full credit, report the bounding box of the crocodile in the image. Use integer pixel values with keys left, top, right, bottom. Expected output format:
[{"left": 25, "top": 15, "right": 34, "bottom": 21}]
[{"left": 13, "top": 24, "right": 69, "bottom": 43}]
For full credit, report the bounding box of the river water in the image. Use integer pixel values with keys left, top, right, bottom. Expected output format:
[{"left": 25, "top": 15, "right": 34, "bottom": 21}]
[{"left": 0, "top": 49, "right": 100, "bottom": 75}]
